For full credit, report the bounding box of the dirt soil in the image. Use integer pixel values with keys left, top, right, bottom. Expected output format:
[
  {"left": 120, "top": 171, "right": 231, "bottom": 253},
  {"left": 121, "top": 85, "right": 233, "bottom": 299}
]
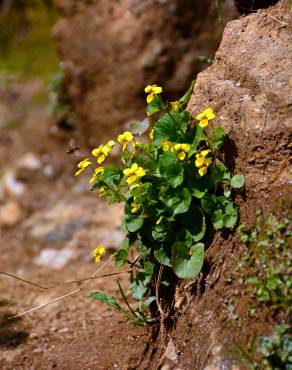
[{"left": 0, "top": 79, "right": 149, "bottom": 370}]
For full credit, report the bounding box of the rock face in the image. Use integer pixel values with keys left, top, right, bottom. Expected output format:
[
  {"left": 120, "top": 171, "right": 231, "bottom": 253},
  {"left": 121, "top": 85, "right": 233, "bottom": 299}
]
[
  {"left": 53, "top": 0, "right": 237, "bottom": 145},
  {"left": 188, "top": 0, "right": 291, "bottom": 219},
  {"left": 140, "top": 1, "right": 291, "bottom": 368}
]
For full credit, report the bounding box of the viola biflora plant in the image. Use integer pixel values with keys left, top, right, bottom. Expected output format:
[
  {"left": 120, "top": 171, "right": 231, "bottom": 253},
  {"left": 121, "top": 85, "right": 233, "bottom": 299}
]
[{"left": 75, "top": 83, "right": 244, "bottom": 324}]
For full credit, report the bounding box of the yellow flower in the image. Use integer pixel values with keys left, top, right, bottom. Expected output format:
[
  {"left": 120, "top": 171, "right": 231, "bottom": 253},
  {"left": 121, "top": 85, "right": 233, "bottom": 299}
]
[
  {"left": 162, "top": 141, "right": 173, "bottom": 152},
  {"left": 198, "top": 166, "right": 208, "bottom": 177},
  {"left": 89, "top": 166, "right": 104, "bottom": 184},
  {"left": 149, "top": 128, "right": 154, "bottom": 140},
  {"left": 131, "top": 202, "right": 139, "bottom": 213},
  {"left": 74, "top": 158, "right": 92, "bottom": 176},
  {"left": 195, "top": 156, "right": 205, "bottom": 167},
  {"left": 93, "top": 246, "right": 106, "bottom": 263},
  {"left": 173, "top": 143, "right": 190, "bottom": 161},
  {"left": 99, "top": 186, "right": 107, "bottom": 197},
  {"left": 144, "top": 84, "right": 162, "bottom": 104},
  {"left": 195, "top": 149, "right": 212, "bottom": 176},
  {"left": 178, "top": 152, "right": 186, "bottom": 161},
  {"left": 170, "top": 101, "right": 181, "bottom": 112},
  {"left": 123, "top": 163, "right": 146, "bottom": 184},
  {"left": 156, "top": 216, "right": 163, "bottom": 225},
  {"left": 92, "top": 140, "right": 115, "bottom": 164},
  {"left": 195, "top": 108, "right": 216, "bottom": 128},
  {"left": 117, "top": 131, "right": 134, "bottom": 151}
]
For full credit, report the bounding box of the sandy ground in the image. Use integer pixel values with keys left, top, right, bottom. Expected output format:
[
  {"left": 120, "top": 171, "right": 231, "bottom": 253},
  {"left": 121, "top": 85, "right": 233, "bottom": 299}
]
[{"left": 0, "top": 78, "right": 149, "bottom": 370}]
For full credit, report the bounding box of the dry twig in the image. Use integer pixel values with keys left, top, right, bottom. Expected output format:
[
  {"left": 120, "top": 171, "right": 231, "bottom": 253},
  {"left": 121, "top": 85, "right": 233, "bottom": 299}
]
[{"left": 6, "top": 257, "right": 115, "bottom": 319}]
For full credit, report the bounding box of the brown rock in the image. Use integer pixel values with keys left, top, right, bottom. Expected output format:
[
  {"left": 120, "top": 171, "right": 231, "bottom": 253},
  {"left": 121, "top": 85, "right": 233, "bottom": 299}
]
[
  {"left": 188, "top": 0, "right": 292, "bottom": 220},
  {"left": 53, "top": 0, "right": 238, "bottom": 144}
]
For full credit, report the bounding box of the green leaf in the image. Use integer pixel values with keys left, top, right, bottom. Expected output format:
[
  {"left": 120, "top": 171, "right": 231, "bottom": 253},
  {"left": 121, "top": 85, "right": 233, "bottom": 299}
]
[
  {"left": 210, "top": 127, "right": 225, "bottom": 149},
  {"left": 115, "top": 249, "right": 128, "bottom": 267},
  {"left": 152, "top": 225, "right": 171, "bottom": 242},
  {"left": 159, "top": 187, "right": 191, "bottom": 216},
  {"left": 158, "top": 152, "right": 184, "bottom": 188},
  {"left": 211, "top": 163, "right": 231, "bottom": 183},
  {"left": 215, "top": 0, "right": 224, "bottom": 28},
  {"left": 179, "top": 80, "right": 195, "bottom": 106},
  {"left": 125, "top": 214, "right": 144, "bottom": 233},
  {"left": 139, "top": 296, "right": 156, "bottom": 312},
  {"left": 223, "top": 202, "right": 238, "bottom": 228},
  {"left": 179, "top": 204, "right": 206, "bottom": 242},
  {"left": 191, "top": 126, "right": 208, "bottom": 152},
  {"left": 170, "top": 111, "right": 191, "bottom": 133},
  {"left": 154, "top": 244, "right": 171, "bottom": 266},
  {"left": 103, "top": 164, "right": 121, "bottom": 190},
  {"left": 130, "top": 262, "right": 154, "bottom": 300},
  {"left": 187, "top": 173, "right": 213, "bottom": 198},
  {"left": 115, "top": 237, "right": 130, "bottom": 267},
  {"left": 246, "top": 277, "right": 259, "bottom": 285},
  {"left": 177, "top": 229, "right": 193, "bottom": 247},
  {"left": 147, "top": 95, "right": 162, "bottom": 116},
  {"left": 171, "top": 242, "right": 204, "bottom": 279},
  {"left": 130, "top": 117, "right": 150, "bottom": 135},
  {"left": 133, "top": 153, "right": 156, "bottom": 172},
  {"left": 153, "top": 114, "right": 177, "bottom": 145},
  {"left": 231, "top": 174, "right": 245, "bottom": 189},
  {"left": 212, "top": 209, "right": 224, "bottom": 229},
  {"left": 89, "top": 292, "right": 121, "bottom": 310},
  {"left": 201, "top": 194, "right": 218, "bottom": 214}
]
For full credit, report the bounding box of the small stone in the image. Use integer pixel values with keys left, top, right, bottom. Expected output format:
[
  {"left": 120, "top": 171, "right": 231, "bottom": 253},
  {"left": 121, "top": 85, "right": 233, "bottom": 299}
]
[
  {"left": 17, "top": 152, "right": 41, "bottom": 170},
  {"left": 34, "top": 247, "right": 76, "bottom": 269},
  {"left": 163, "top": 339, "right": 178, "bottom": 362},
  {"left": 43, "top": 164, "right": 55, "bottom": 178},
  {"left": 0, "top": 201, "right": 23, "bottom": 226},
  {"left": 2, "top": 171, "right": 25, "bottom": 196}
]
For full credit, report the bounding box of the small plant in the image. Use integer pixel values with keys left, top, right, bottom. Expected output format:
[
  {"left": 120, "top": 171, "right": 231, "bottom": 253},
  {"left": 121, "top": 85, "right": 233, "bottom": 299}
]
[
  {"left": 235, "top": 326, "right": 292, "bottom": 370},
  {"left": 238, "top": 213, "right": 291, "bottom": 309},
  {"left": 75, "top": 83, "right": 244, "bottom": 323},
  {"left": 48, "top": 71, "right": 75, "bottom": 127}
]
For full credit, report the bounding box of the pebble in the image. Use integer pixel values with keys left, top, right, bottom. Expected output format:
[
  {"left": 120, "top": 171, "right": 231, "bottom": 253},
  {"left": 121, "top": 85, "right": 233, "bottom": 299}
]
[
  {"left": 0, "top": 201, "right": 23, "bottom": 226},
  {"left": 33, "top": 247, "right": 76, "bottom": 269},
  {"left": 17, "top": 152, "right": 41, "bottom": 170},
  {"left": 2, "top": 171, "right": 25, "bottom": 196}
]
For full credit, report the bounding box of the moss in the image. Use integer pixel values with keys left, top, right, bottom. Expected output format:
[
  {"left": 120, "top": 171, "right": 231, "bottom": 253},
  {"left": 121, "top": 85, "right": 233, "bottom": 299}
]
[{"left": 0, "top": 0, "right": 59, "bottom": 82}]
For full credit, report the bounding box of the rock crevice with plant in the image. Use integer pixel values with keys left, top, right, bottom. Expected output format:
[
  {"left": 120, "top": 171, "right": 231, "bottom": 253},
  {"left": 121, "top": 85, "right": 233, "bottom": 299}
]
[{"left": 75, "top": 83, "right": 244, "bottom": 324}]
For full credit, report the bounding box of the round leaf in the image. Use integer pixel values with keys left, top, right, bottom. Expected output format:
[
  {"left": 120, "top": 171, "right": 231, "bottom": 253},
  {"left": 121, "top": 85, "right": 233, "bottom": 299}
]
[
  {"left": 179, "top": 204, "right": 206, "bottom": 242},
  {"left": 158, "top": 152, "right": 184, "bottom": 188},
  {"left": 231, "top": 174, "right": 245, "bottom": 189},
  {"left": 154, "top": 245, "right": 171, "bottom": 266},
  {"left": 171, "top": 242, "right": 204, "bottom": 279}
]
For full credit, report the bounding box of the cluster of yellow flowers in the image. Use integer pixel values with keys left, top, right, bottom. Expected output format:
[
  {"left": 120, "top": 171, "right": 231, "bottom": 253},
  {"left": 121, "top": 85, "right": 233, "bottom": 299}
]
[
  {"left": 161, "top": 141, "right": 190, "bottom": 161},
  {"left": 123, "top": 163, "right": 146, "bottom": 184},
  {"left": 173, "top": 143, "right": 190, "bottom": 161},
  {"left": 92, "top": 140, "right": 115, "bottom": 164},
  {"left": 75, "top": 86, "right": 219, "bottom": 265},
  {"left": 195, "top": 149, "right": 212, "bottom": 176}
]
